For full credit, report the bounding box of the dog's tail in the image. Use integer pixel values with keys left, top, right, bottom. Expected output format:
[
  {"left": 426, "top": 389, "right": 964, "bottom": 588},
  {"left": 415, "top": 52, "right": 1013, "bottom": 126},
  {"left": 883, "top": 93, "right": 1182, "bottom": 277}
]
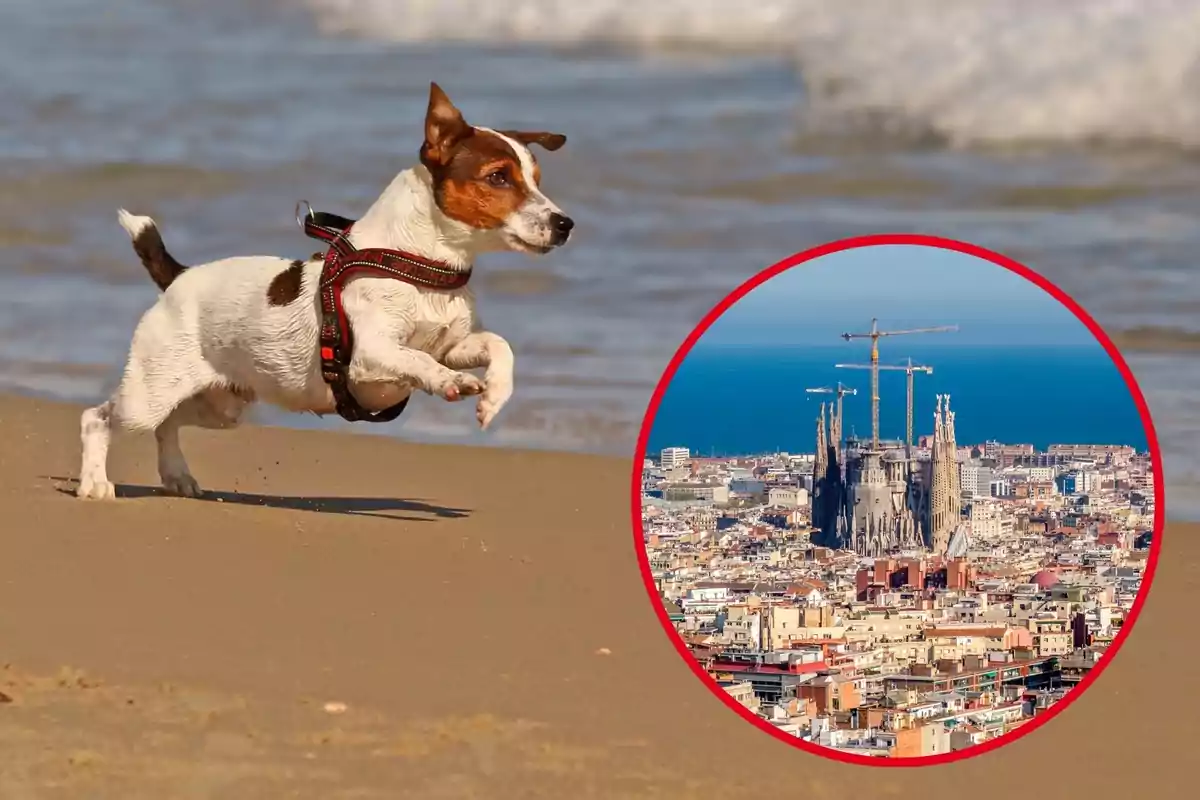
[{"left": 117, "top": 209, "right": 189, "bottom": 291}]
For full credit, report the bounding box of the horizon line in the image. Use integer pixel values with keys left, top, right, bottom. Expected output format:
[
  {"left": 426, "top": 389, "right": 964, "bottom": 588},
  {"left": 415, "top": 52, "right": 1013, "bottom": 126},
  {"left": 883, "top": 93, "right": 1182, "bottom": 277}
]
[{"left": 691, "top": 340, "right": 1104, "bottom": 349}]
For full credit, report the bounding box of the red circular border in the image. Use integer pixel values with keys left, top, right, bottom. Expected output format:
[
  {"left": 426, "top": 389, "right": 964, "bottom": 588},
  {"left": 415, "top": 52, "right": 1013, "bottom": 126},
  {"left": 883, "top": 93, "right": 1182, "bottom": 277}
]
[{"left": 629, "top": 233, "right": 1165, "bottom": 767}]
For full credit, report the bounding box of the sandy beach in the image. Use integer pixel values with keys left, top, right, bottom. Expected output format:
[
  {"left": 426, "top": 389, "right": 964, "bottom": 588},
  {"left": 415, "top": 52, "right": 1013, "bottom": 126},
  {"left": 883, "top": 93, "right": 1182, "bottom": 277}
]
[{"left": 0, "top": 391, "right": 1190, "bottom": 797}]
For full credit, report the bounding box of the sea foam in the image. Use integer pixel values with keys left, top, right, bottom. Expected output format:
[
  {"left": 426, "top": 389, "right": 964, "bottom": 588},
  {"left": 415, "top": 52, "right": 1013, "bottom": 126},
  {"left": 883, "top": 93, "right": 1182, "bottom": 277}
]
[{"left": 302, "top": 0, "right": 1200, "bottom": 148}]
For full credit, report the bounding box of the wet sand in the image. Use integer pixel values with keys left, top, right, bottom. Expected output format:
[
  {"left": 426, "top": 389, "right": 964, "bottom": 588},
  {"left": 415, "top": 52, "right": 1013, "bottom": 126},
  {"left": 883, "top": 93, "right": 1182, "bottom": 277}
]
[
  {"left": 1112, "top": 326, "right": 1200, "bottom": 354},
  {"left": 0, "top": 392, "right": 1191, "bottom": 798}
]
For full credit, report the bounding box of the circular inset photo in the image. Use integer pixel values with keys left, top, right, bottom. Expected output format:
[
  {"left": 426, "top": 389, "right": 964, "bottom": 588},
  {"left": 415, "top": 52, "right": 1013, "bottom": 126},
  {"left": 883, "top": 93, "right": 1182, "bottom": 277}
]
[{"left": 633, "top": 235, "right": 1162, "bottom": 765}]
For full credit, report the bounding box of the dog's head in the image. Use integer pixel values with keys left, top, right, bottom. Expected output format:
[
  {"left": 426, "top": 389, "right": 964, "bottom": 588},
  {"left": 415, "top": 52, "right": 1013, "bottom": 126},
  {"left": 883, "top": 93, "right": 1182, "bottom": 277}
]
[{"left": 419, "top": 83, "right": 572, "bottom": 255}]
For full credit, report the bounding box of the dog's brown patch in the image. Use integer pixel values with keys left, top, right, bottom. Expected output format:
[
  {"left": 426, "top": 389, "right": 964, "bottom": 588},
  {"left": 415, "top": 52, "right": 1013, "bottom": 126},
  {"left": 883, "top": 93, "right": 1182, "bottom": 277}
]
[
  {"left": 500, "top": 130, "right": 566, "bottom": 153},
  {"left": 267, "top": 260, "right": 306, "bottom": 306},
  {"left": 418, "top": 83, "right": 566, "bottom": 231},
  {"left": 499, "top": 131, "right": 565, "bottom": 188},
  {"left": 429, "top": 132, "right": 531, "bottom": 230},
  {"left": 131, "top": 224, "right": 189, "bottom": 291}
]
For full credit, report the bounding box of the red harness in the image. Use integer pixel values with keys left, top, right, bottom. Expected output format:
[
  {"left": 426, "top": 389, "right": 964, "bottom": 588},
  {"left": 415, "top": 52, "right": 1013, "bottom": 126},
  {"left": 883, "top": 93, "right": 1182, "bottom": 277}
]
[{"left": 300, "top": 205, "right": 472, "bottom": 423}]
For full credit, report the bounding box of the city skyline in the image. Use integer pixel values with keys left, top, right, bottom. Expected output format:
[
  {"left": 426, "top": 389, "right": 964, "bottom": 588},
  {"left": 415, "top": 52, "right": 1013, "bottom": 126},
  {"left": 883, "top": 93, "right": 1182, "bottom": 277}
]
[
  {"left": 653, "top": 439, "right": 1147, "bottom": 460},
  {"left": 640, "top": 434, "right": 1154, "bottom": 759}
]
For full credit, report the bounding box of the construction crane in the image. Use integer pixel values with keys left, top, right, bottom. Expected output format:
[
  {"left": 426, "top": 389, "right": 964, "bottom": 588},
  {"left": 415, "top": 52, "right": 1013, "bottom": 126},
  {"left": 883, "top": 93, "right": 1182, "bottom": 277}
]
[
  {"left": 835, "top": 358, "right": 932, "bottom": 458},
  {"left": 805, "top": 383, "right": 858, "bottom": 428},
  {"left": 840, "top": 318, "right": 957, "bottom": 450}
]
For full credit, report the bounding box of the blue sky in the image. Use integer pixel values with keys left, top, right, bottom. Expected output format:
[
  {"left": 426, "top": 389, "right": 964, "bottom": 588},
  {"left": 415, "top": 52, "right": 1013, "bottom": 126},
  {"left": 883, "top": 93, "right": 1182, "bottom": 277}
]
[{"left": 702, "top": 244, "right": 1098, "bottom": 348}]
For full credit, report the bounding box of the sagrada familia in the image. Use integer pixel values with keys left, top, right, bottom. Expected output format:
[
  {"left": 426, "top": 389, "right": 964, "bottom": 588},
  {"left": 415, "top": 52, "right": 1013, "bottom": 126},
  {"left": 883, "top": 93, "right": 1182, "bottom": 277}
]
[{"left": 810, "top": 394, "right": 963, "bottom": 557}]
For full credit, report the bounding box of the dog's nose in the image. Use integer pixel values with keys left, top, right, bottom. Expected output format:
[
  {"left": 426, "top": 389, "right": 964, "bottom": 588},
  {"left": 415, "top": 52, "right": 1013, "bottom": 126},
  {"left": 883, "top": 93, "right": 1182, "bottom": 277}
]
[{"left": 549, "top": 213, "right": 574, "bottom": 243}]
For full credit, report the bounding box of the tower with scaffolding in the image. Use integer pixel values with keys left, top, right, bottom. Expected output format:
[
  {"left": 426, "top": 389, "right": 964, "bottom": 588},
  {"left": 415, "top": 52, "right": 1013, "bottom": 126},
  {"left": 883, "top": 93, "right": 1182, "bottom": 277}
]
[{"left": 809, "top": 319, "right": 964, "bottom": 557}]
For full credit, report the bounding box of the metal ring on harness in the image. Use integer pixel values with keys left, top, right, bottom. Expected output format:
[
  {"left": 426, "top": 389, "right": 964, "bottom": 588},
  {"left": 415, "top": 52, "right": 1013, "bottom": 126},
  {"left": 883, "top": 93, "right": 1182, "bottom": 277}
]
[{"left": 294, "top": 200, "right": 314, "bottom": 231}]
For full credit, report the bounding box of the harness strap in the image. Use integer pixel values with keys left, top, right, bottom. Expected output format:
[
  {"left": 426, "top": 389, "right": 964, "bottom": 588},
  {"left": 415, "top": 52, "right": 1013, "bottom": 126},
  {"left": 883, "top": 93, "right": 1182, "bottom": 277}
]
[
  {"left": 304, "top": 211, "right": 355, "bottom": 244},
  {"left": 300, "top": 206, "right": 472, "bottom": 423}
]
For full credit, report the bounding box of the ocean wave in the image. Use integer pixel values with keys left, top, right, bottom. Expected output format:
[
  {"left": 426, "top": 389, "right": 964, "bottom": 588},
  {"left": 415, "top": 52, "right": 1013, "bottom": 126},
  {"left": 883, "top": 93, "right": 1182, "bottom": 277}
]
[{"left": 301, "top": 0, "right": 1200, "bottom": 148}]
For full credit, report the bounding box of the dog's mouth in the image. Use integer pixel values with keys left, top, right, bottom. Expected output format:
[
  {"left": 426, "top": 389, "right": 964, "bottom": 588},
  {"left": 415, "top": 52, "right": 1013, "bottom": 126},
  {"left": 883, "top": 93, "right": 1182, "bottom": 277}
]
[{"left": 504, "top": 232, "right": 556, "bottom": 255}]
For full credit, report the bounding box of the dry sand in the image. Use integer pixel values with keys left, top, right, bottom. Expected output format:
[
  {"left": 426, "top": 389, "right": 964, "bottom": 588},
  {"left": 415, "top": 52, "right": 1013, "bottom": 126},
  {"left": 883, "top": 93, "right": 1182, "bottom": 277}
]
[{"left": 0, "top": 392, "right": 1193, "bottom": 798}]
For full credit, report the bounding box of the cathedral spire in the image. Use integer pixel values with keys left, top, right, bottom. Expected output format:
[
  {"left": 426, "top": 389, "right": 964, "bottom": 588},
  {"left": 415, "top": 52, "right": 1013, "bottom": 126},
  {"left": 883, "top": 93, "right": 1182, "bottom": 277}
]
[
  {"left": 926, "top": 394, "right": 960, "bottom": 555},
  {"left": 815, "top": 403, "right": 828, "bottom": 474}
]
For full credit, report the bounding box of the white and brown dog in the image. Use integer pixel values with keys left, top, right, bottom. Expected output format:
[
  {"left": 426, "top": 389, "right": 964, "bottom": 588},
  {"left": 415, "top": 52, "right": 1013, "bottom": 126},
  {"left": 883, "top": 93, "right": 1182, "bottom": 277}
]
[{"left": 76, "top": 83, "right": 572, "bottom": 500}]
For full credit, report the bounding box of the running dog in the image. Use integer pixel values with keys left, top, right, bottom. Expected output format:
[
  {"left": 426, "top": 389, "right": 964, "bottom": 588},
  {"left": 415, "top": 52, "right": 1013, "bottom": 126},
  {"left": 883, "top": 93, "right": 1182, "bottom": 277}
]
[{"left": 77, "top": 82, "right": 572, "bottom": 499}]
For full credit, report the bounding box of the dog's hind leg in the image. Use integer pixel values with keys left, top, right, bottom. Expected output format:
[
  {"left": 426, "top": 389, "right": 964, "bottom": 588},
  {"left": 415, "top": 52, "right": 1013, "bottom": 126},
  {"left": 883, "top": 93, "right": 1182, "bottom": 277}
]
[
  {"left": 154, "top": 405, "right": 201, "bottom": 498},
  {"left": 77, "top": 399, "right": 117, "bottom": 499},
  {"left": 78, "top": 304, "right": 223, "bottom": 499},
  {"left": 77, "top": 381, "right": 216, "bottom": 500},
  {"left": 153, "top": 388, "right": 249, "bottom": 498}
]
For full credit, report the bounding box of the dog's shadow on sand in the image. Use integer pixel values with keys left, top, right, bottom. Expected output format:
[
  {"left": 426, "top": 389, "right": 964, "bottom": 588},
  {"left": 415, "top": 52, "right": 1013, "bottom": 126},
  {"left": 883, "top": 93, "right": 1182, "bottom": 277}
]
[{"left": 49, "top": 478, "right": 469, "bottom": 522}]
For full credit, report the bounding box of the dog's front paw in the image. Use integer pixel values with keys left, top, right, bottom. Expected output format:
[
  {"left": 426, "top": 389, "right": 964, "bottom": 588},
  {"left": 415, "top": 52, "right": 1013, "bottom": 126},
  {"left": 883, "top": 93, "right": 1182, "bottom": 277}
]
[
  {"left": 161, "top": 472, "right": 203, "bottom": 498},
  {"left": 77, "top": 476, "right": 116, "bottom": 500},
  {"left": 437, "top": 371, "right": 485, "bottom": 402},
  {"left": 477, "top": 379, "right": 513, "bottom": 430}
]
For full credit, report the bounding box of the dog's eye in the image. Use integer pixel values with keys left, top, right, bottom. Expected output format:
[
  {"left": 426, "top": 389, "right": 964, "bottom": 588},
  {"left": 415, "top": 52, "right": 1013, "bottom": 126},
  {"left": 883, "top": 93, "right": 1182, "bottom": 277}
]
[{"left": 485, "top": 170, "right": 509, "bottom": 187}]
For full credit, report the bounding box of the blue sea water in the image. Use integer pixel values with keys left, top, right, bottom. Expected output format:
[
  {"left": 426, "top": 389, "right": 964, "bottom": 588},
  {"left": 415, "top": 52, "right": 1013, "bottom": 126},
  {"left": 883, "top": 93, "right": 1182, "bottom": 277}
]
[{"left": 645, "top": 343, "right": 1151, "bottom": 458}]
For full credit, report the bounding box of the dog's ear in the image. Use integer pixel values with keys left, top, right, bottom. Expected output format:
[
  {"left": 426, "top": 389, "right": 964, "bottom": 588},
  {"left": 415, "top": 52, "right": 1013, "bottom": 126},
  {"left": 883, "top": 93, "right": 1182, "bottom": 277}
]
[
  {"left": 501, "top": 130, "right": 567, "bottom": 152},
  {"left": 422, "top": 82, "right": 472, "bottom": 166}
]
